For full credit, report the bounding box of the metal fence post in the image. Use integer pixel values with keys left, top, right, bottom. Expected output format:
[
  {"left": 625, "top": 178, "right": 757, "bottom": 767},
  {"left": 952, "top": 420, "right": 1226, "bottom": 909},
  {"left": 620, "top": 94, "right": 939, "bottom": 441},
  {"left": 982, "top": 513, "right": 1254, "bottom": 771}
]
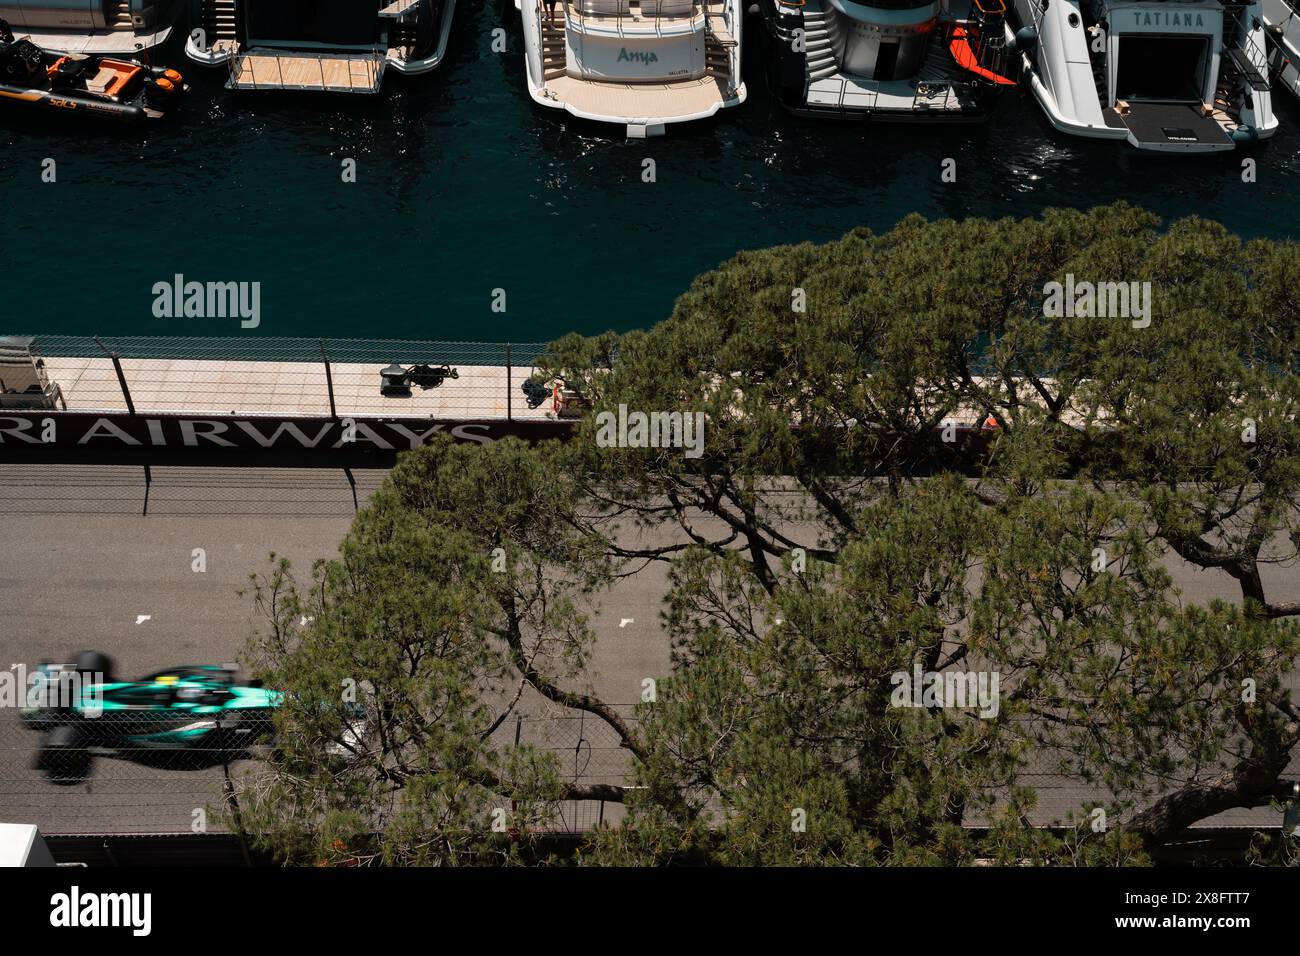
[
  {"left": 510, "top": 714, "right": 523, "bottom": 820},
  {"left": 94, "top": 336, "right": 136, "bottom": 416},
  {"left": 320, "top": 339, "right": 338, "bottom": 420},
  {"left": 506, "top": 343, "right": 513, "bottom": 422}
]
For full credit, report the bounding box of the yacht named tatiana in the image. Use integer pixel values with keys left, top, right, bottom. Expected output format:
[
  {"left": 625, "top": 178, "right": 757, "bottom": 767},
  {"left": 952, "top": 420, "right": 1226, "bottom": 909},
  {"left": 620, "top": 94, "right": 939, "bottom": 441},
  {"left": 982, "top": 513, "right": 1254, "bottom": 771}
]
[
  {"left": 758, "top": 0, "right": 1017, "bottom": 122},
  {"left": 1012, "top": 0, "right": 1277, "bottom": 151},
  {"left": 0, "top": 0, "right": 182, "bottom": 55},
  {"left": 186, "top": 0, "right": 455, "bottom": 93},
  {"left": 520, "top": 0, "right": 746, "bottom": 137}
]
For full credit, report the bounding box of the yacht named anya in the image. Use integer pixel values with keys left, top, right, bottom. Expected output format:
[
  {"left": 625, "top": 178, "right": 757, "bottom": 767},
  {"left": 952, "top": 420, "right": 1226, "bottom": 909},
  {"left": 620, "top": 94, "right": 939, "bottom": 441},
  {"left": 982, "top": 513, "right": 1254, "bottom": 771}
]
[
  {"left": 520, "top": 0, "right": 746, "bottom": 136},
  {"left": 1011, "top": 0, "right": 1276, "bottom": 151},
  {"left": 185, "top": 0, "right": 455, "bottom": 93},
  {"left": 757, "top": 0, "right": 1017, "bottom": 121},
  {"left": 0, "top": 0, "right": 182, "bottom": 55}
]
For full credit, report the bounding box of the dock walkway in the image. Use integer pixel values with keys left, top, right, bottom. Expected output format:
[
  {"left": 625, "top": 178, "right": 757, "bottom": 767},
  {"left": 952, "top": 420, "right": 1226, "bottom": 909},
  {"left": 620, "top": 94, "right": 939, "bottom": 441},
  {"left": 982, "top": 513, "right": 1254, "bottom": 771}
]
[{"left": 38, "top": 355, "right": 552, "bottom": 421}]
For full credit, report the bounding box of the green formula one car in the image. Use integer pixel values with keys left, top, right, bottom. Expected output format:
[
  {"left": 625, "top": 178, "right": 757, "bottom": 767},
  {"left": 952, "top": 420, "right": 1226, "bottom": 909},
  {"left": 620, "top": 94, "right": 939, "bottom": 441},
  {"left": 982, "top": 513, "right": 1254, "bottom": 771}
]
[{"left": 22, "top": 651, "right": 282, "bottom": 785}]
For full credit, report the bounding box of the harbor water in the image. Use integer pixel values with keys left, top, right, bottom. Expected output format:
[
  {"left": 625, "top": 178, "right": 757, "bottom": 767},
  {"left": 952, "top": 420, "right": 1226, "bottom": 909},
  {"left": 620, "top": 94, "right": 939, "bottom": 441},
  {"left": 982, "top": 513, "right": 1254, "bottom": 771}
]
[{"left": 2, "top": 1, "right": 1299, "bottom": 342}]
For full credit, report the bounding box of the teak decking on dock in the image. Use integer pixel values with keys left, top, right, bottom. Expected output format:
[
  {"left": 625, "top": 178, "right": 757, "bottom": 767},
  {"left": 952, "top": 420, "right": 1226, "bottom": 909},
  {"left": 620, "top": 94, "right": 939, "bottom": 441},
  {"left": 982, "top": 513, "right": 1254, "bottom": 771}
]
[{"left": 544, "top": 74, "right": 729, "bottom": 120}]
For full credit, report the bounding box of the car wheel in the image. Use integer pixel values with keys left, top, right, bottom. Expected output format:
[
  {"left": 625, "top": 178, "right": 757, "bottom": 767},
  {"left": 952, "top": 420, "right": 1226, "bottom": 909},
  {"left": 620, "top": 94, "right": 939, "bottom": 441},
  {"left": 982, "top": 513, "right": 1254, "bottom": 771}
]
[
  {"left": 37, "top": 724, "right": 92, "bottom": 785},
  {"left": 72, "top": 650, "right": 114, "bottom": 683}
]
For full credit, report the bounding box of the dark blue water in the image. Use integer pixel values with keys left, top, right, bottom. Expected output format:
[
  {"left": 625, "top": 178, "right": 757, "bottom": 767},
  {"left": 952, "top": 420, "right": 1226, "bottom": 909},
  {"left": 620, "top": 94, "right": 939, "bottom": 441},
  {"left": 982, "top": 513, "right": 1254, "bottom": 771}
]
[{"left": 3, "top": 2, "right": 1300, "bottom": 342}]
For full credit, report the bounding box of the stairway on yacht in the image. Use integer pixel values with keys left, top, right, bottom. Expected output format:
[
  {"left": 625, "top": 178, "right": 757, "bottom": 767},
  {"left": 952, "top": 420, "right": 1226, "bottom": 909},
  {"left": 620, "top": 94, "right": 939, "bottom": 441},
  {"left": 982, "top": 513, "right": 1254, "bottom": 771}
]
[
  {"left": 917, "top": 25, "right": 957, "bottom": 82},
  {"left": 540, "top": 7, "right": 566, "bottom": 80},
  {"left": 803, "top": 2, "right": 841, "bottom": 82},
  {"left": 705, "top": 14, "right": 734, "bottom": 79},
  {"left": 201, "top": 0, "right": 238, "bottom": 52},
  {"left": 107, "top": 0, "right": 133, "bottom": 29}
]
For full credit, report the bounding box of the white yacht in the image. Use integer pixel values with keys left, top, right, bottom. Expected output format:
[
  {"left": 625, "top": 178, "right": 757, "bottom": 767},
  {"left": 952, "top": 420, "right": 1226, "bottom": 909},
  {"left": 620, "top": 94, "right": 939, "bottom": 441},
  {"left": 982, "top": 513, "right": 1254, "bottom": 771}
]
[
  {"left": 1011, "top": 0, "right": 1277, "bottom": 151},
  {"left": 1262, "top": 0, "right": 1300, "bottom": 100},
  {"left": 758, "top": 0, "right": 1017, "bottom": 122},
  {"left": 0, "top": 0, "right": 182, "bottom": 55},
  {"left": 185, "top": 0, "right": 455, "bottom": 93},
  {"left": 519, "top": 0, "right": 746, "bottom": 137}
]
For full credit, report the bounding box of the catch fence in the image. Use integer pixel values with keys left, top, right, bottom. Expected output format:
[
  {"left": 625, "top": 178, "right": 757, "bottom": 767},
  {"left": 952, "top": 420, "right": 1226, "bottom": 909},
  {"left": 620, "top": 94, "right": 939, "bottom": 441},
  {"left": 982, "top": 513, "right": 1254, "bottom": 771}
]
[
  {"left": 0, "top": 708, "right": 636, "bottom": 837},
  {"left": 9, "top": 706, "right": 1288, "bottom": 838}
]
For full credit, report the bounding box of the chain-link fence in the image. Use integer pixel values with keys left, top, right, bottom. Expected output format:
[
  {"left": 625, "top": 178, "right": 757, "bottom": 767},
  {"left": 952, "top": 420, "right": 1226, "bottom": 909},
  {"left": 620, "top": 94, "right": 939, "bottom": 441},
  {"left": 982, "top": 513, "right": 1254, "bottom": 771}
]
[
  {"left": 0, "top": 707, "right": 257, "bottom": 836},
  {"left": 492, "top": 710, "right": 639, "bottom": 832},
  {"left": 5, "top": 334, "right": 556, "bottom": 421},
  {"left": 4, "top": 706, "right": 1294, "bottom": 836},
  {"left": 20, "top": 335, "right": 550, "bottom": 367},
  {"left": 0, "top": 707, "right": 638, "bottom": 836}
]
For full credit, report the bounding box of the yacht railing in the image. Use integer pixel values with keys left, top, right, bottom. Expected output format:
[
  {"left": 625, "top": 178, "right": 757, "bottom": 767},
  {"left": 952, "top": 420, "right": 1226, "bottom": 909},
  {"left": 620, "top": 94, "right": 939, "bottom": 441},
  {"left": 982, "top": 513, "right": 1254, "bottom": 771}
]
[
  {"left": 836, "top": 0, "right": 935, "bottom": 8},
  {"left": 550, "top": 0, "right": 733, "bottom": 85},
  {"left": 563, "top": 0, "right": 706, "bottom": 39},
  {"left": 226, "top": 45, "right": 386, "bottom": 92},
  {"left": 911, "top": 81, "right": 962, "bottom": 111},
  {"left": 1227, "top": 6, "right": 1272, "bottom": 84},
  {"left": 716, "top": 0, "right": 738, "bottom": 48}
]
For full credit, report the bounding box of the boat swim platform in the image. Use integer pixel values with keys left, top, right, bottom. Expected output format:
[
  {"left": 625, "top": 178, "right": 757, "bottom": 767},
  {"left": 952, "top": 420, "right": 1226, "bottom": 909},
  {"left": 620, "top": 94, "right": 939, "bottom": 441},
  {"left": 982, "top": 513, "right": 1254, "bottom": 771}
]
[
  {"left": 229, "top": 50, "right": 385, "bottom": 94},
  {"left": 806, "top": 75, "right": 974, "bottom": 113},
  {"left": 33, "top": 356, "right": 556, "bottom": 422},
  {"left": 542, "top": 74, "right": 731, "bottom": 121}
]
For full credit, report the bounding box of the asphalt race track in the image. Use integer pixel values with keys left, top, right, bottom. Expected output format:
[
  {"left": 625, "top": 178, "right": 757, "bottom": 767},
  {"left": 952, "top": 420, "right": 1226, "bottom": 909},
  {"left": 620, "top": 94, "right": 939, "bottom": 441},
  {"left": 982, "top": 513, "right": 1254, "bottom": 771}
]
[
  {"left": 1, "top": 463, "right": 1296, "bottom": 836},
  {"left": 0, "top": 464, "right": 668, "bottom": 835}
]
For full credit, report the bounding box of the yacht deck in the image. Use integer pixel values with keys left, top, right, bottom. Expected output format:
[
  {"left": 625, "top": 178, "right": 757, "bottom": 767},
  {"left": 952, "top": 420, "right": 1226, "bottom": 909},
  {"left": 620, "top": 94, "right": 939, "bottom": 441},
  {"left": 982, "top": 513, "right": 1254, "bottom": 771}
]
[
  {"left": 537, "top": 0, "right": 737, "bottom": 123},
  {"left": 11, "top": 25, "right": 174, "bottom": 55},
  {"left": 804, "top": 24, "right": 982, "bottom": 114},
  {"left": 805, "top": 74, "right": 975, "bottom": 113},
  {"left": 543, "top": 73, "right": 730, "bottom": 119}
]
